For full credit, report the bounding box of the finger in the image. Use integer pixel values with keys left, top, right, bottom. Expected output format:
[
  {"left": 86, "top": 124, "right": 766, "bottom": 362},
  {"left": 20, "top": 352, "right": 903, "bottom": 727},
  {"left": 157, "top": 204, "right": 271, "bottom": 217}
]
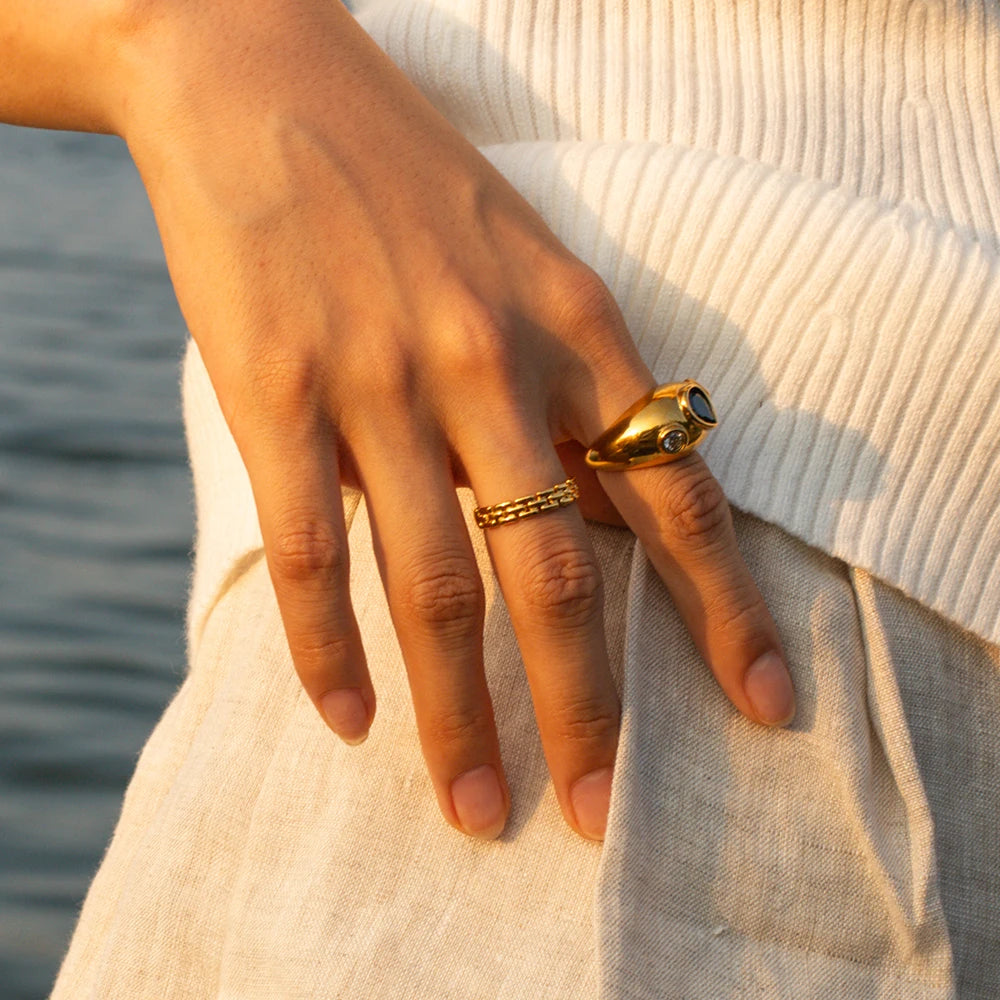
[
  {"left": 555, "top": 440, "right": 626, "bottom": 526},
  {"left": 239, "top": 406, "right": 374, "bottom": 745},
  {"left": 525, "top": 259, "right": 792, "bottom": 723},
  {"left": 583, "top": 374, "right": 795, "bottom": 727},
  {"left": 352, "top": 420, "right": 508, "bottom": 840},
  {"left": 459, "top": 428, "right": 620, "bottom": 842}
]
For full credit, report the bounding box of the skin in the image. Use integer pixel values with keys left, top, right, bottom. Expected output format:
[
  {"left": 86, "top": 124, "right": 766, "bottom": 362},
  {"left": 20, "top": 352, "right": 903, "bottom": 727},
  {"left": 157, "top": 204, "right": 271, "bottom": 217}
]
[{"left": 2, "top": 0, "right": 795, "bottom": 841}]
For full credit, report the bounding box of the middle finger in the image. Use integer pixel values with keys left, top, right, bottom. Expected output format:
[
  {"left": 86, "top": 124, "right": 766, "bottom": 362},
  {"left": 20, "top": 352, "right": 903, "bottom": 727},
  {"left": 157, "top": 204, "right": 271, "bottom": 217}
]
[{"left": 351, "top": 415, "right": 509, "bottom": 840}]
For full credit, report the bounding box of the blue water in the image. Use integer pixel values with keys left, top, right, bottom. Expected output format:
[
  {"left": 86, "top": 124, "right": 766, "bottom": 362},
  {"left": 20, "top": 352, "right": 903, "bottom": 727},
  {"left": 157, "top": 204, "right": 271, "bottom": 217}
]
[{"left": 0, "top": 126, "right": 192, "bottom": 999}]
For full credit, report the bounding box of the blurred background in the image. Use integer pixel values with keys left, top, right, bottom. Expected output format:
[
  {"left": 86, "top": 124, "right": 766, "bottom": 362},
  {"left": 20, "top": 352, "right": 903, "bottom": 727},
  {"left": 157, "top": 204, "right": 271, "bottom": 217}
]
[{"left": 0, "top": 125, "right": 192, "bottom": 999}]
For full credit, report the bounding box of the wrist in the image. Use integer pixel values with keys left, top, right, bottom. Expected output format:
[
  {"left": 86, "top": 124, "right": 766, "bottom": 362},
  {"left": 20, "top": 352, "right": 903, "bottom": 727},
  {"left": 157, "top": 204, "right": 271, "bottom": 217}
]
[{"left": 108, "top": 0, "right": 367, "bottom": 153}]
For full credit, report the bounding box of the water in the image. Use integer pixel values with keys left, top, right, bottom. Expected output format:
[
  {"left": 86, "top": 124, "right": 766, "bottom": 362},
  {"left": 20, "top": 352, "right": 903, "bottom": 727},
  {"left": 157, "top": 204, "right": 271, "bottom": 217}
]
[{"left": 0, "top": 126, "right": 192, "bottom": 999}]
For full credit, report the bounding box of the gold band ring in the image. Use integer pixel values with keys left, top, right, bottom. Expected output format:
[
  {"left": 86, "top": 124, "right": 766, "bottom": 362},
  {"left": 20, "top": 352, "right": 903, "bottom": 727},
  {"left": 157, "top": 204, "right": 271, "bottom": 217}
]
[
  {"left": 585, "top": 380, "right": 717, "bottom": 471},
  {"left": 474, "top": 477, "right": 580, "bottom": 529}
]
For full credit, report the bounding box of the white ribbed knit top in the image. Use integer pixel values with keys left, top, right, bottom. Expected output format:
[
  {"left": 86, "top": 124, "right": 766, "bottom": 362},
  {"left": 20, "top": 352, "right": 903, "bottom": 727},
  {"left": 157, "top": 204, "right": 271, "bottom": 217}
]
[{"left": 184, "top": 0, "right": 1000, "bottom": 644}]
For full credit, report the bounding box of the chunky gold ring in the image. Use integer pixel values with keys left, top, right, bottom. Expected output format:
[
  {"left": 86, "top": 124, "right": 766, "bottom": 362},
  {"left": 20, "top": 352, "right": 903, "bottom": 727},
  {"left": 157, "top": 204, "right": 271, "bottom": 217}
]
[
  {"left": 585, "top": 380, "right": 717, "bottom": 471},
  {"left": 474, "top": 477, "right": 580, "bottom": 529}
]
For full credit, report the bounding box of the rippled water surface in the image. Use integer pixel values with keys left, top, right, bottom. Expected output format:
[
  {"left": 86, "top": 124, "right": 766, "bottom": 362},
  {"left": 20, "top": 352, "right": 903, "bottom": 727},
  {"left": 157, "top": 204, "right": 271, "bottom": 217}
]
[{"left": 0, "top": 126, "right": 192, "bottom": 999}]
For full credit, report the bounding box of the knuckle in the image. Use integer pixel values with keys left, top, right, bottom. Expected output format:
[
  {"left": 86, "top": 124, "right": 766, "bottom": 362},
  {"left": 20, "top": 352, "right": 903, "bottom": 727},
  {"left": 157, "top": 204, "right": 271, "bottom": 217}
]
[
  {"left": 269, "top": 521, "right": 347, "bottom": 583},
  {"left": 436, "top": 297, "right": 518, "bottom": 389},
  {"left": 357, "top": 350, "right": 416, "bottom": 401},
  {"left": 224, "top": 346, "right": 329, "bottom": 443},
  {"left": 423, "top": 704, "right": 494, "bottom": 750},
  {"left": 661, "top": 463, "right": 732, "bottom": 548},
  {"left": 703, "top": 588, "right": 770, "bottom": 643},
  {"left": 245, "top": 347, "right": 325, "bottom": 415},
  {"left": 518, "top": 545, "right": 603, "bottom": 629},
  {"left": 548, "top": 262, "right": 623, "bottom": 338},
  {"left": 396, "top": 556, "right": 484, "bottom": 639},
  {"left": 293, "top": 633, "right": 357, "bottom": 685},
  {"left": 548, "top": 694, "right": 620, "bottom": 748}
]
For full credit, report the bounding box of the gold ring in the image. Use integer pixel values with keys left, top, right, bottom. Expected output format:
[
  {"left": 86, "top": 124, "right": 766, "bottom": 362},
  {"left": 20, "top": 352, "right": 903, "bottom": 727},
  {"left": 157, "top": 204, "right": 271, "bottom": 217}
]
[
  {"left": 585, "top": 380, "right": 717, "bottom": 471},
  {"left": 474, "top": 477, "right": 580, "bottom": 529}
]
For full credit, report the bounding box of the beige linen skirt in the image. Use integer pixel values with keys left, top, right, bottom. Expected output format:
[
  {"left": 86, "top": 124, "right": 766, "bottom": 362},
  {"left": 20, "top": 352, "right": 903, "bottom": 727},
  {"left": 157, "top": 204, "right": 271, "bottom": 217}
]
[{"left": 52, "top": 495, "right": 1000, "bottom": 999}]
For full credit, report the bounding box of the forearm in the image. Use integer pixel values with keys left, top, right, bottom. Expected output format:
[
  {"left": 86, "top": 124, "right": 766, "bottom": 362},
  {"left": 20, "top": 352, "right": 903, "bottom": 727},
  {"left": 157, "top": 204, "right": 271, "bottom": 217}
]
[{"left": 0, "top": 0, "right": 132, "bottom": 132}]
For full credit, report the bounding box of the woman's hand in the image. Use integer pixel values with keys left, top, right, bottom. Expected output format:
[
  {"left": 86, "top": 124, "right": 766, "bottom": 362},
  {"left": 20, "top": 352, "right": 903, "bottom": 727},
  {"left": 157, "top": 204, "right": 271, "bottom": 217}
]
[{"left": 109, "top": 0, "right": 793, "bottom": 840}]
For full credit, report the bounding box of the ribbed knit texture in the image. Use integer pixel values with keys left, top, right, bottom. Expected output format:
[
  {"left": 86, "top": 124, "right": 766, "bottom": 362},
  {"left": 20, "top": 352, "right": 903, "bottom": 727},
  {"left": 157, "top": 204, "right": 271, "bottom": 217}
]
[
  {"left": 186, "top": 0, "right": 1000, "bottom": 644},
  {"left": 367, "top": 0, "right": 1000, "bottom": 642}
]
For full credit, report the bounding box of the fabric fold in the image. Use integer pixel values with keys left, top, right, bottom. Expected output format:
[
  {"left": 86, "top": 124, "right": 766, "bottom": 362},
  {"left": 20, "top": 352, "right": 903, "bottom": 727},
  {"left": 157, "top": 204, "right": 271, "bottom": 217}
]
[{"left": 597, "top": 517, "right": 956, "bottom": 999}]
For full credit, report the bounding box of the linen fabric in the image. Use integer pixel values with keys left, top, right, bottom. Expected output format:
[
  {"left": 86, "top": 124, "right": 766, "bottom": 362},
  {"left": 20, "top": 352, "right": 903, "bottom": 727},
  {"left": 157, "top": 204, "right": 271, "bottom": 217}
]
[
  {"left": 52, "top": 504, "right": 1000, "bottom": 998},
  {"left": 53, "top": 0, "right": 1000, "bottom": 997}
]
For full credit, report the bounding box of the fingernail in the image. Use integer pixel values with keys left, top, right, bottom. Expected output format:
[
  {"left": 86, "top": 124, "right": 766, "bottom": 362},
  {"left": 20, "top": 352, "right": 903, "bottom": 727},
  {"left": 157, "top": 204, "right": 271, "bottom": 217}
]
[
  {"left": 451, "top": 764, "right": 506, "bottom": 839},
  {"left": 321, "top": 689, "right": 370, "bottom": 745},
  {"left": 744, "top": 652, "right": 796, "bottom": 726},
  {"left": 570, "top": 766, "right": 613, "bottom": 841}
]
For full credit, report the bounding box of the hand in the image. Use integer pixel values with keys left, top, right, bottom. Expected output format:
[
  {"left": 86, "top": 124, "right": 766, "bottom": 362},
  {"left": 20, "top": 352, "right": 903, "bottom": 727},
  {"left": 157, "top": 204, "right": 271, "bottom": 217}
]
[{"left": 114, "top": 0, "right": 794, "bottom": 840}]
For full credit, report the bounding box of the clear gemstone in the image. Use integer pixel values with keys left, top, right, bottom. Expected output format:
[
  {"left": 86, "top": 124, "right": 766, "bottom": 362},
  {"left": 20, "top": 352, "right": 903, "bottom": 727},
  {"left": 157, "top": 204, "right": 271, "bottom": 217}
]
[{"left": 660, "top": 429, "right": 687, "bottom": 454}]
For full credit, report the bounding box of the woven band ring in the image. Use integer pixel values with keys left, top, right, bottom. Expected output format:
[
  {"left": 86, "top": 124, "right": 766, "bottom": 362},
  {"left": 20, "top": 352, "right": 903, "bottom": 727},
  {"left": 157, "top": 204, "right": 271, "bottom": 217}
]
[{"left": 474, "top": 477, "right": 580, "bottom": 529}]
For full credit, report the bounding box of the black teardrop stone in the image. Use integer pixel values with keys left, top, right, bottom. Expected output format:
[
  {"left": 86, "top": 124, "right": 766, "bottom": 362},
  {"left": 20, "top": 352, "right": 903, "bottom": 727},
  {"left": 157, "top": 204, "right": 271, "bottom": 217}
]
[{"left": 688, "top": 386, "right": 716, "bottom": 424}]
